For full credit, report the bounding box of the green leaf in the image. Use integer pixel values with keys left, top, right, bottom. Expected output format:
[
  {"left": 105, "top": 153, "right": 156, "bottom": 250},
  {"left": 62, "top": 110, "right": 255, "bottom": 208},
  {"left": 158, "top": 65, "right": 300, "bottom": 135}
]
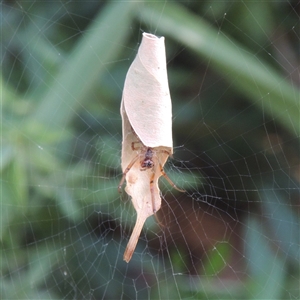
[
  {"left": 261, "top": 190, "right": 300, "bottom": 264},
  {"left": 245, "top": 217, "right": 286, "bottom": 299},
  {"left": 202, "top": 242, "right": 231, "bottom": 276},
  {"left": 137, "top": 3, "right": 300, "bottom": 137},
  {"left": 33, "top": 1, "right": 136, "bottom": 128},
  {"left": 0, "top": 152, "right": 28, "bottom": 242},
  {"left": 1, "top": 246, "right": 59, "bottom": 299}
]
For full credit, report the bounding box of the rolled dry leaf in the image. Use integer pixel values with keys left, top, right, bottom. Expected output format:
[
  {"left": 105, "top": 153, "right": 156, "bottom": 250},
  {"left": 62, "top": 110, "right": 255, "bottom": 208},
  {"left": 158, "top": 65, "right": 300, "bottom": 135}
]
[
  {"left": 122, "top": 32, "right": 173, "bottom": 150},
  {"left": 120, "top": 32, "right": 173, "bottom": 262}
]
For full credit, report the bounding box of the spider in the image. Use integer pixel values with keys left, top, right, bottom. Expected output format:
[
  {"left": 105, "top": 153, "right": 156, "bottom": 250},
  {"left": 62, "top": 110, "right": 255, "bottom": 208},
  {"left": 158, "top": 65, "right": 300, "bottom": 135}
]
[{"left": 118, "top": 142, "right": 185, "bottom": 213}]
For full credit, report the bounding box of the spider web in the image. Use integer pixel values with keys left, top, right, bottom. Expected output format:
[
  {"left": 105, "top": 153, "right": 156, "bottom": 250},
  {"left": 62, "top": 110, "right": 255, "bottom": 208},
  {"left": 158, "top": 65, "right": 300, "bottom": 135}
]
[{"left": 1, "top": 1, "right": 299, "bottom": 299}]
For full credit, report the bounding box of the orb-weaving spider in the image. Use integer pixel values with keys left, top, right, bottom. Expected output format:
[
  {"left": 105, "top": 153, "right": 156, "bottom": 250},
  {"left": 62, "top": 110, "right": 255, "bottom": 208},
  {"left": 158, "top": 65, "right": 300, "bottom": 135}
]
[{"left": 118, "top": 142, "right": 185, "bottom": 213}]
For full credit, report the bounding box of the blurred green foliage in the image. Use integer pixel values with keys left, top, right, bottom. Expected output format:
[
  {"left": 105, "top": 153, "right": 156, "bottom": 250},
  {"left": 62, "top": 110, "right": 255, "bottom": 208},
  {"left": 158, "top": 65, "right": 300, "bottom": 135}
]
[{"left": 1, "top": 1, "right": 299, "bottom": 299}]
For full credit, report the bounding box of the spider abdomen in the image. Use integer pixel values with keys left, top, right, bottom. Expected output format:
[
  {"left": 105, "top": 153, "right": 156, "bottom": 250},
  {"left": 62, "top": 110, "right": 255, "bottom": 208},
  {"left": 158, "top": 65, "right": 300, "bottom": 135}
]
[{"left": 141, "top": 159, "right": 154, "bottom": 169}]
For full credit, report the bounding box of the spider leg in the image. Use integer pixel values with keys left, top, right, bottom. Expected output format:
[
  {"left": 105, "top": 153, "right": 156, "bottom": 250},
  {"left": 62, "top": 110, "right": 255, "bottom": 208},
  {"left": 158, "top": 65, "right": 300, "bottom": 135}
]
[
  {"left": 149, "top": 168, "right": 157, "bottom": 213},
  {"left": 159, "top": 163, "right": 186, "bottom": 192},
  {"left": 158, "top": 149, "right": 172, "bottom": 156},
  {"left": 149, "top": 171, "right": 165, "bottom": 228},
  {"left": 131, "top": 141, "right": 143, "bottom": 151},
  {"left": 118, "top": 155, "right": 139, "bottom": 193}
]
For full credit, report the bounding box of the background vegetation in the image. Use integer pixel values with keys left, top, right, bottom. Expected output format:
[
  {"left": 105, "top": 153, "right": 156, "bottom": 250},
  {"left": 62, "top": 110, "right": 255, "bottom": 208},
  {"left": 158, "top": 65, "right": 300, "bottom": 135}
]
[{"left": 1, "top": 1, "right": 299, "bottom": 299}]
